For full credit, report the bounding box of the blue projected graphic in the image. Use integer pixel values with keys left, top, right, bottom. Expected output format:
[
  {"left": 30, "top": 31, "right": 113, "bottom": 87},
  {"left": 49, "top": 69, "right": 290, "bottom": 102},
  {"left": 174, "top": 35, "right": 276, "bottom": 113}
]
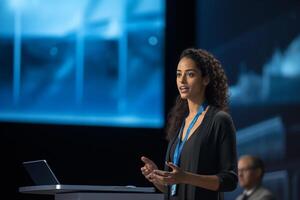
[
  {"left": 0, "top": 0, "right": 165, "bottom": 127},
  {"left": 236, "top": 117, "right": 286, "bottom": 162},
  {"left": 230, "top": 34, "right": 300, "bottom": 105}
]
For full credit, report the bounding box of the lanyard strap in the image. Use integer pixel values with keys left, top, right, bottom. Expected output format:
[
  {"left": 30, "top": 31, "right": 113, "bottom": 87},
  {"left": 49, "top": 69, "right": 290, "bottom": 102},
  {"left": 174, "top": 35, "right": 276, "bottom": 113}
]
[
  {"left": 172, "top": 102, "right": 208, "bottom": 165},
  {"left": 171, "top": 101, "right": 208, "bottom": 196}
]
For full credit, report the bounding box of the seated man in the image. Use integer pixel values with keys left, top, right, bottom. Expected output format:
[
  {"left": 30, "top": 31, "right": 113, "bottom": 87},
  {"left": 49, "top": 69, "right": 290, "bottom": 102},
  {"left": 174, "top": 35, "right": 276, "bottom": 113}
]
[{"left": 236, "top": 155, "right": 275, "bottom": 200}]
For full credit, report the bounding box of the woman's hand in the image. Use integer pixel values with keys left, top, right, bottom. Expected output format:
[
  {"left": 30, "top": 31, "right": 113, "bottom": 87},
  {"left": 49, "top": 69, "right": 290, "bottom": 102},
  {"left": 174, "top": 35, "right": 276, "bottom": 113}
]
[
  {"left": 141, "top": 156, "right": 168, "bottom": 192},
  {"left": 151, "top": 161, "right": 187, "bottom": 185},
  {"left": 141, "top": 156, "right": 158, "bottom": 182}
]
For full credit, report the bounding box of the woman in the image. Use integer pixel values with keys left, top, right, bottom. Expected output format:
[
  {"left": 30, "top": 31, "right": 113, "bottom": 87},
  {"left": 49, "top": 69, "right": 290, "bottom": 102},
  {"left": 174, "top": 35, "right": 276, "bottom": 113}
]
[{"left": 141, "top": 48, "right": 238, "bottom": 200}]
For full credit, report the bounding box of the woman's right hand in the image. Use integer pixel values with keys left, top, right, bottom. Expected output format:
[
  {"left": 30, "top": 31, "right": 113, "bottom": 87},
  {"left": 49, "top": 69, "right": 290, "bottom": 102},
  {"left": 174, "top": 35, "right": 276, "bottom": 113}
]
[
  {"left": 140, "top": 156, "right": 158, "bottom": 182},
  {"left": 141, "top": 156, "right": 167, "bottom": 192}
]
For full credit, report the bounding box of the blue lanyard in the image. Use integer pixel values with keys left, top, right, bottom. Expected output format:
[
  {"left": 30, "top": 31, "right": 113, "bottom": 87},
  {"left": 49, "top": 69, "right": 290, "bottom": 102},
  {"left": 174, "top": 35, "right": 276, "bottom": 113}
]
[{"left": 170, "top": 102, "right": 208, "bottom": 196}]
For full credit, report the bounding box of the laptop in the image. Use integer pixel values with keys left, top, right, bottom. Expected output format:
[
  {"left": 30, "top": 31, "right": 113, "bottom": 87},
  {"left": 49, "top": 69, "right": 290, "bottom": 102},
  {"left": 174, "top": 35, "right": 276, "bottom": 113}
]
[
  {"left": 21, "top": 159, "right": 155, "bottom": 194},
  {"left": 23, "top": 160, "right": 60, "bottom": 185}
]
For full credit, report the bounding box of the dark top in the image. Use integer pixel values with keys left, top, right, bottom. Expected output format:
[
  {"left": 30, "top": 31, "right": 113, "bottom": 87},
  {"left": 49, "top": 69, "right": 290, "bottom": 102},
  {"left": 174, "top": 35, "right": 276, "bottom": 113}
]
[{"left": 164, "top": 106, "right": 238, "bottom": 200}]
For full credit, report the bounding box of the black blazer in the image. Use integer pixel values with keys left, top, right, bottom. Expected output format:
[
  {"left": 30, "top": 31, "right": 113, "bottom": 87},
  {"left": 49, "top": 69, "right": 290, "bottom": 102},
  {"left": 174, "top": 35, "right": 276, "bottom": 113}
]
[{"left": 164, "top": 106, "right": 238, "bottom": 200}]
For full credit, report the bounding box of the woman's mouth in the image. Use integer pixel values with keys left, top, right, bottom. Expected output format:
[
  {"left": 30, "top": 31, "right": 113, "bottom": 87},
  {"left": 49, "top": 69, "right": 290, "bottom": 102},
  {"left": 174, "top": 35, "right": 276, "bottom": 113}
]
[{"left": 179, "top": 86, "right": 190, "bottom": 93}]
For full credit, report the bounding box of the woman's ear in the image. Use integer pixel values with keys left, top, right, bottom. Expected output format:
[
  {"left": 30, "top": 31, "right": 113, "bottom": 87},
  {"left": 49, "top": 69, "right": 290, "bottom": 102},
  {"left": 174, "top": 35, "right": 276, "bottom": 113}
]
[{"left": 203, "top": 76, "right": 210, "bottom": 86}]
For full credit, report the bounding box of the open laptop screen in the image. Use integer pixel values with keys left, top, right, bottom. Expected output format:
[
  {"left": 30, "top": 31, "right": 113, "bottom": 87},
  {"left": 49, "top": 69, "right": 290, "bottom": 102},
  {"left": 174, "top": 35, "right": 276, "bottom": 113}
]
[{"left": 23, "top": 160, "right": 60, "bottom": 185}]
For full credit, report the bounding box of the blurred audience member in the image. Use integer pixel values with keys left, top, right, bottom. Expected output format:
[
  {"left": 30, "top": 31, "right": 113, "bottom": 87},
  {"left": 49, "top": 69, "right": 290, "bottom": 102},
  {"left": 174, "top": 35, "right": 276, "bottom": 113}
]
[{"left": 236, "top": 155, "right": 275, "bottom": 200}]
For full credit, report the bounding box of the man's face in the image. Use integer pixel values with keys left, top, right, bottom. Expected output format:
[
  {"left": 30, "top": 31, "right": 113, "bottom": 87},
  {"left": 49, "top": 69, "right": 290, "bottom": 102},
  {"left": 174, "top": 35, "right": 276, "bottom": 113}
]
[{"left": 238, "top": 157, "right": 261, "bottom": 190}]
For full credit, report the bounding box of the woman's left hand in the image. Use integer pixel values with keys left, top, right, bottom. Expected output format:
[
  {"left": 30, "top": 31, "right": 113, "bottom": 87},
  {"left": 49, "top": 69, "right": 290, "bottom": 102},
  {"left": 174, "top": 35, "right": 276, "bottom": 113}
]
[{"left": 150, "top": 161, "right": 187, "bottom": 185}]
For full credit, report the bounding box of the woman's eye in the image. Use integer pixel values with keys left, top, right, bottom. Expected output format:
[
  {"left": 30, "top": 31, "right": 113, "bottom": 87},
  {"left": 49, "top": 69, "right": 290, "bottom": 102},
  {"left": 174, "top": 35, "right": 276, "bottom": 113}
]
[
  {"left": 176, "top": 73, "right": 181, "bottom": 77},
  {"left": 187, "top": 72, "right": 195, "bottom": 77}
]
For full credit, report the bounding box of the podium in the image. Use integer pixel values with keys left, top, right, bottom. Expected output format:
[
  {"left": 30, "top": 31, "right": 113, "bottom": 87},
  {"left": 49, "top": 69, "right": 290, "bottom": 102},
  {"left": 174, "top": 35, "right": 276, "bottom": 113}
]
[{"left": 19, "top": 184, "right": 164, "bottom": 200}]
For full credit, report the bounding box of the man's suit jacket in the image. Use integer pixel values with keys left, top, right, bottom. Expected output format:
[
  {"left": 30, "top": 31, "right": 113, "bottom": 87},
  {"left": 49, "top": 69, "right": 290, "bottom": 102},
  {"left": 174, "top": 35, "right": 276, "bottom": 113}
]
[{"left": 236, "top": 186, "right": 275, "bottom": 200}]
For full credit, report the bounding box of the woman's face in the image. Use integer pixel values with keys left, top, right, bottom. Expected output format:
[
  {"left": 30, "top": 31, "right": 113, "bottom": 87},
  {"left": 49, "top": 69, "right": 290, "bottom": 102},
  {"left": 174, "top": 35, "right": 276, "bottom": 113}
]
[{"left": 176, "top": 57, "right": 209, "bottom": 101}]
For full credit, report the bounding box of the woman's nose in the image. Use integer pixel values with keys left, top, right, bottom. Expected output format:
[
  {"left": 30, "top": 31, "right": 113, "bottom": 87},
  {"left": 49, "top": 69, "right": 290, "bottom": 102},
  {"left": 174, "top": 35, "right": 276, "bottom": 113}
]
[{"left": 179, "top": 75, "right": 187, "bottom": 83}]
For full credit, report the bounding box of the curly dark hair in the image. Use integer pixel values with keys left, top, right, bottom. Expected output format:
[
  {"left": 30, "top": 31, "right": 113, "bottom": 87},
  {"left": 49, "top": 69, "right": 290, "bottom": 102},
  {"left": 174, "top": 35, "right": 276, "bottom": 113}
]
[{"left": 166, "top": 48, "right": 229, "bottom": 140}]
